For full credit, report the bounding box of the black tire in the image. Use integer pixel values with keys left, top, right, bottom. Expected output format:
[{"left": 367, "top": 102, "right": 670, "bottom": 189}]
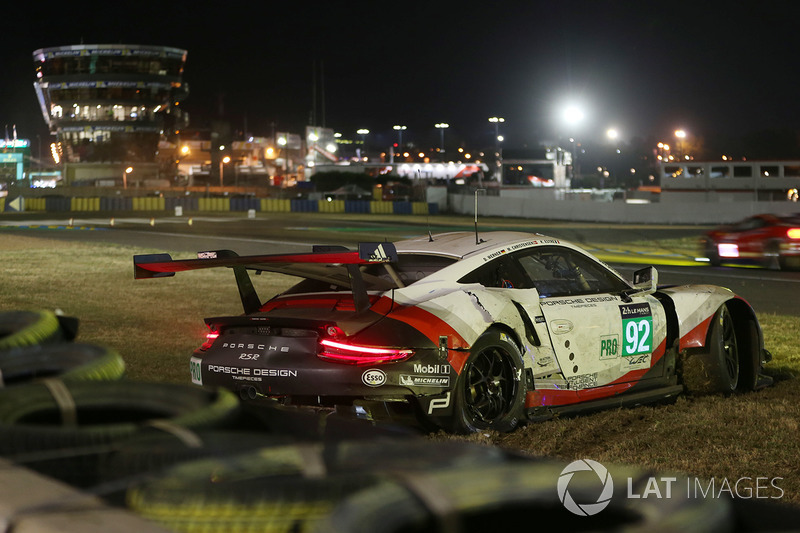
[
  {"left": 703, "top": 239, "right": 721, "bottom": 267},
  {"left": 0, "top": 343, "right": 125, "bottom": 386},
  {"left": 125, "top": 438, "right": 513, "bottom": 532},
  {"left": 312, "top": 460, "right": 735, "bottom": 533},
  {"left": 0, "top": 381, "right": 241, "bottom": 456},
  {"left": 445, "top": 329, "right": 525, "bottom": 434},
  {"left": 0, "top": 310, "right": 62, "bottom": 350},
  {"left": 764, "top": 241, "right": 782, "bottom": 270},
  {"left": 681, "top": 304, "right": 739, "bottom": 394}
]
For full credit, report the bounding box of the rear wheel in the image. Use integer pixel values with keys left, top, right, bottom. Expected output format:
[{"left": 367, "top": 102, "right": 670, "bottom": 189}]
[
  {"left": 446, "top": 330, "right": 525, "bottom": 434},
  {"left": 681, "top": 304, "right": 739, "bottom": 394}
]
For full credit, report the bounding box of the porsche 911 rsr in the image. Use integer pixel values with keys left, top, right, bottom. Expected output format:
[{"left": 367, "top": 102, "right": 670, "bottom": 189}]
[{"left": 134, "top": 231, "right": 772, "bottom": 433}]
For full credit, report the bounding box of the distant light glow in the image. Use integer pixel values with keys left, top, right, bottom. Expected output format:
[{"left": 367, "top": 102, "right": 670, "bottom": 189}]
[{"left": 718, "top": 243, "right": 739, "bottom": 258}]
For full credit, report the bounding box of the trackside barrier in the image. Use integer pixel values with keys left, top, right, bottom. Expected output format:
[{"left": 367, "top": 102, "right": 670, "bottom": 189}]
[
  {"left": 230, "top": 197, "right": 260, "bottom": 212},
  {"left": 197, "top": 197, "right": 230, "bottom": 211},
  {"left": 165, "top": 197, "right": 199, "bottom": 211},
  {"left": 260, "top": 198, "right": 291, "bottom": 212},
  {"left": 100, "top": 197, "right": 132, "bottom": 211},
  {"left": 318, "top": 199, "right": 345, "bottom": 213},
  {"left": 345, "top": 200, "right": 370, "bottom": 213},
  {"left": 290, "top": 199, "right": 319, "bottom": 213},
  {"left": 131, "top": 197, "right": 165, "bottom": 211},
  {"left": 13, "top": 196, "right": 440, "bottom": 216},
  {"left": 70, "top": 198, "right": 100, "bottom": 212},
  {"left": 370, "top": 201, "right": 394, "bottom": 214}
]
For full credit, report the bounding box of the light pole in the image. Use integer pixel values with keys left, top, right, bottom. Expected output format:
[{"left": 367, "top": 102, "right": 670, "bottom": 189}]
[
  {"left": 393, "top": 125, "right": 407, "bottom": 147},
  {"left": 123, "top": 166, "right": 132, "bottom": 189},
  {"left": 220, "top": 155, "right": 230, "bottom": 188},
  {"left": 563, "top": 105, "right": 584, "bottom": 183},
  {"left": 435, "top": 123, "right": 449, "bottom": 154},
  {"left": 357, "top": 129, "right": 369, "bottom": 159},
  {"left": 675, "top": 129, "right": 687, "bottom": 159}
]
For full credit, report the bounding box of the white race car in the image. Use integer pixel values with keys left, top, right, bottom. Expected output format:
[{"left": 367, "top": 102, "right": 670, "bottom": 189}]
[{"left": 134, "top": 231, "right": 773, "bottom": 433}]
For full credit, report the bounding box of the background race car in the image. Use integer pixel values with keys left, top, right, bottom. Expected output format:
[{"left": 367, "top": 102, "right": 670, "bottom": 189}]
[
  {"left": 702, "top": 213, "right": 800, "bottom": 270},
  {"left": 135, "top": 231, "right": 772, "bottom": 433}
]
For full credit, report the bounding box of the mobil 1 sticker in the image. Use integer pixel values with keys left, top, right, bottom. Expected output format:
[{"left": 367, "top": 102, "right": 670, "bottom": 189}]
[{"left": 619, "top": 303, "right": 652, "bottom": 356}]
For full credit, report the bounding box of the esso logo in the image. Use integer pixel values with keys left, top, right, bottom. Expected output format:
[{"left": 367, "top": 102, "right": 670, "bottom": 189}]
[{"left": 362, "top": 368, "right": 387, "bottom": 387}]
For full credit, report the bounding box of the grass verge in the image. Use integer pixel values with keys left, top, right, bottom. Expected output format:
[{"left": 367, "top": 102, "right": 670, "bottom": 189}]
[{"left": 2, "top": 232, "right": 799, "bottom": 505}]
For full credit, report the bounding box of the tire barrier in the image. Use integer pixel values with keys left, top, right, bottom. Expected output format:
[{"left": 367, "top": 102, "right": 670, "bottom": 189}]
[
  {"left": 313, "top": 460, "right": 736, "bottom": 533},
  {"left": 0, "top": 310, "right": 72, "bottom": 351},
  {"left": 17, "top": 195, "right": 439, "bottom": 215},
  {"left": 0, "top": 381, "right": 241, "bottom": 451},
  {"left": 0, "top": 342, "right": 125, "bottom": 387},
  {"left": 124, "top": 438, "right": 515, "bottom": 533}
]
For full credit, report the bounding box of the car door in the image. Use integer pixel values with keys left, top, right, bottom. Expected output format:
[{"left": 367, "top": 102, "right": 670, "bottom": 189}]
[{"left": 511, "top": 246, "right": 666, "bottom": 390}]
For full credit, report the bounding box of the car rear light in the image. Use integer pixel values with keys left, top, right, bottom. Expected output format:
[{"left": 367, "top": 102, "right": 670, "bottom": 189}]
[
  {"left": 318, "top": 338, "right": 413, "bottom": 365},
  {"left": 718, "top": 243, "right": 739, "bottom": 258},
  {"left": 200, "top": 330, "right": 219, "bottom": 351},
  {"left": 787, "top": 228, "right": 800, "bottom": 239}
]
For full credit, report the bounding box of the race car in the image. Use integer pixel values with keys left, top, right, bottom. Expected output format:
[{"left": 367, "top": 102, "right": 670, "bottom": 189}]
[
  {"left": 702, "top": 213, "right": 800, "bottom": 270},
  {"left": 134, "top": 231, "right": 773, "bottom": 433}
]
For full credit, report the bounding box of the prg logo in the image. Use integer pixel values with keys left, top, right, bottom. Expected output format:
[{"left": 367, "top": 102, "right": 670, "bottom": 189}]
[{"left": 557, "top": 459, "right": 614, "bottom": 516}]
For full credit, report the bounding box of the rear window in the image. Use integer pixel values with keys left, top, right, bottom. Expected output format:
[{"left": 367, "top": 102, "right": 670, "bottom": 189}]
[{"left": 282, "top": 254, "right": 457, "bottom": 294}]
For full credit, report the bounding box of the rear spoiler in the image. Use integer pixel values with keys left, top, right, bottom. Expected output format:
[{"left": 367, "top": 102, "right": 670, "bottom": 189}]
[{"left": 133, "top": 242, "right": 398, "bottom": 314}]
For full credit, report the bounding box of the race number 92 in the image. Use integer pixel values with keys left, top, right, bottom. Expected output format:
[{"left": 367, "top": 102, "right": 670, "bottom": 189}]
[
  {"left": 190, "top": 357, "right": 203, "bottom": 385},
  {"left": 619, "top": 304, "right": 653, "bottom": 356}
]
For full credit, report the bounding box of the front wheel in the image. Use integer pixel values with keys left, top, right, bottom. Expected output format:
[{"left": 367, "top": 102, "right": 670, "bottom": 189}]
[
  {"left": 446, "top": 330, "right": 525, "bottom": 434},
  {"left": 681, "top": 304, "right": 739, "bottom": 394}
]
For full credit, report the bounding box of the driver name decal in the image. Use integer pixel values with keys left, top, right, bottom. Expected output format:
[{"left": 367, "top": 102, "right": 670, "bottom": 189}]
[{"left": 619, "top": 303, "right": 653, "bottom": 357}]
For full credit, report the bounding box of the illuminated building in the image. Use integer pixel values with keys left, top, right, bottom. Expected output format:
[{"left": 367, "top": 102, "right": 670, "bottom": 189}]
[{"left": 32, "top": 44, "right": 188, "bottom": 186}]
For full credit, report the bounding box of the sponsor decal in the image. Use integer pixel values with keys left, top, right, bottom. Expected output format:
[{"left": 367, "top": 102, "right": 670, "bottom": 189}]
[
  {"left": 205, "top": 365, "right": 298, "bottom": 377},
  {"left": 620, "top": 353, "right": 651, "bottom": 371},
  {"left": 535, "top": 355, "right": 554, "bottom": 367},
  {"left": 361, "top": 368, "right": 387, "bottom": 387},
  {"left": 619, "top": 303, "right": 653, "bottom": 356},
  {"left": 567, "top": 372, "right": 598, "bottom": 390},
  {"left": 399, "top": 375, "right": 450, "bottom": 387},
  {"left": 190, "top": 357, "right": 203, "bottom": 385},
  {"left": 427, "top": 391, "right": 451, "bottom": 414},
  {"left": 542, "top": 296, "right": 616, "bottom": 307},
  {"left": 367, "top": 244, "right": 391, "bottom": 262},
  {"left": 549, "top": 319, "right": 574, "bottom": 334},
  {"left": 197, "top": 251, "right": 218, "bottom": 259},
  {"left": 413, "top": 363, "right": 451, "bottom": 374},
  {"left": 599, "top": 334, "right": 620, "bottom": 359}
]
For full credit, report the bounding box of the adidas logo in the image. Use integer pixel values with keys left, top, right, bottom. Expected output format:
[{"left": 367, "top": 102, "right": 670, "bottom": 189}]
[{"left": 368, "top": 244, "right": 390, "bottom": 262}]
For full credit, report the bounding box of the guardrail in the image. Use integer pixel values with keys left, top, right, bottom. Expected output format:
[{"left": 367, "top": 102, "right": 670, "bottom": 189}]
[{"left": 2, "top": 196, "right": 438, "bottom": 216}]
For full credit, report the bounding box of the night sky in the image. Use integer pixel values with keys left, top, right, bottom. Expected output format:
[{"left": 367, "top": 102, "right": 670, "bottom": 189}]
[{"left": 2, "top": 1, "right": 800, "bottom": 152}]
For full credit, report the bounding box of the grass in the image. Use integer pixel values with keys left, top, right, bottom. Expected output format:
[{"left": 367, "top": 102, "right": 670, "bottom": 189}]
[{"left": 2, "top": 232, "right": 799, "bottom": 506}]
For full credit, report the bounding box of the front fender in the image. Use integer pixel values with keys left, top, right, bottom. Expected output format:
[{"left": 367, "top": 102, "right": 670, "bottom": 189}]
[{"left": 658, "top": 285, "right": 735, "bottom": 350}]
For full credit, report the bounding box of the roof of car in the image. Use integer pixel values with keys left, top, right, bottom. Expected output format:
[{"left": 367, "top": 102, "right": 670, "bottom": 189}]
[{"left": 393, "top": 231, "right": 561, "bottom": 259}]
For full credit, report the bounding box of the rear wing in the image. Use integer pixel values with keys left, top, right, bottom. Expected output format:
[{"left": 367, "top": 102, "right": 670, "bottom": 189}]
[{"left": 133, "top": 242, "right": 398, "bottom": 314}]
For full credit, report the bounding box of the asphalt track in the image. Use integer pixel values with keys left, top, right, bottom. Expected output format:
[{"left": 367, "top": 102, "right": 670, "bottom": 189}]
[{"left": 2, "top": 212, "right": 798, "bottom": 316}]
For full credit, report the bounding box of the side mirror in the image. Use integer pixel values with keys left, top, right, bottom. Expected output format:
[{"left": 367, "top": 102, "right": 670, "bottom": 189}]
[{"left": 632, "top": 266, "right": 658, "bottom": 295}]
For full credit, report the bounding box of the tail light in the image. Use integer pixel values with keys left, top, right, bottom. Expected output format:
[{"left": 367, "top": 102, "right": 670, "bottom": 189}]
[
  {"left": 318, "top": 338, "right": 413, "bottom": 365},
  {"left": 200, "top": 329, "right": 219, "bottom": 351},
  {"left": 787, "top": 228, "right": 800, "bottom": 239}
]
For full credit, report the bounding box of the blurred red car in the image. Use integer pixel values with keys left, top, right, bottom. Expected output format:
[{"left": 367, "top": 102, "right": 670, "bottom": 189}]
[{"left": 702, "top": 213, "right": 800, "bottom": 270}]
